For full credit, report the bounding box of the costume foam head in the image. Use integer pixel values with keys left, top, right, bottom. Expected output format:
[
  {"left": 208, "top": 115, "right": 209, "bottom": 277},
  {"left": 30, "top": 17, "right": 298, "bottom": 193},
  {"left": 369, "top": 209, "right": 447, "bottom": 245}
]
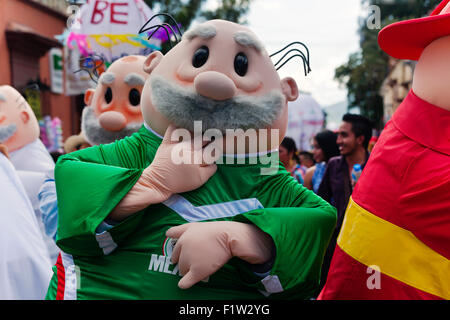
[
  {"left": 412, "top": 34, "right": 450, "bottom": 110},
  {"left": 0, "top": 85, "right": 40, "bottom": 152},
  {"left": 82, "top": 55, "right": 148, "bottom": 145},
  {"left": 140, "top": 19, "right": 300, "bottom": 153},
  {"left": 378, "top": 0, "right": 450, "bottom": 110}
]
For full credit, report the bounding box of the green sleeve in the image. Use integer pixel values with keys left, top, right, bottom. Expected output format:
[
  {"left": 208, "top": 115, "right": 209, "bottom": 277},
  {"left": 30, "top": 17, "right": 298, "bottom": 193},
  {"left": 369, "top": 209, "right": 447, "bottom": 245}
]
[
  {"left": 55, "top": 137, "right": 146, "bottom": 256},
  {"left": 234, "top": 171, "right": 337, "bottom": 299}
]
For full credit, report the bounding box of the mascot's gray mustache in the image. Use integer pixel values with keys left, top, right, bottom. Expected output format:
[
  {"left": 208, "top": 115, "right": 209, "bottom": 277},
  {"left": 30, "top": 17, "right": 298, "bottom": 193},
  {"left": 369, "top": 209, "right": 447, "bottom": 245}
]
[
  {"left": 81, "top": 106, "right": 142, "bottom": 145},
  {"left": 150, "top": 75, "right": 285, "bottom": 133},
  {"left": 0, "top": 124, "right": 17, "bottom": 143}
]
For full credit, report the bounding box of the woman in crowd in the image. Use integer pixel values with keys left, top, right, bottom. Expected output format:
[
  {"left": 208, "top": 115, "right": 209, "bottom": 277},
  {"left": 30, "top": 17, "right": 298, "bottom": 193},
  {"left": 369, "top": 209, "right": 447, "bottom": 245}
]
[
  {"left": 303, "top": 130, "right": 340, "bottom": 193},
  {"left": 279, "top": 137, "right": 304, "bottom": 184}
]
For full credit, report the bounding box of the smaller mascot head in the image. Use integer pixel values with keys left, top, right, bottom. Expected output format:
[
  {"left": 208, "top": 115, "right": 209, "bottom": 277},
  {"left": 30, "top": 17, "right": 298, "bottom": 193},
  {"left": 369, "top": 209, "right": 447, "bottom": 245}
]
[
  {"left": 82, "top": 55, "right": 149, "bottom": 145},
  {"left": 0, "top": 85, "right": 40, "bottom": 152}
]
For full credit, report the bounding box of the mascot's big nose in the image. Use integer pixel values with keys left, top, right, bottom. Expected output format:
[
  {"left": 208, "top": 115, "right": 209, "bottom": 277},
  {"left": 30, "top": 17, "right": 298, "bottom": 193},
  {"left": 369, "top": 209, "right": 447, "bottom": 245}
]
[
  {"left": 98, "top": 111, "right": 127, "bottom": 132},
  {"left": 194, "top": 71, "right": 236, "bottom": 101}
]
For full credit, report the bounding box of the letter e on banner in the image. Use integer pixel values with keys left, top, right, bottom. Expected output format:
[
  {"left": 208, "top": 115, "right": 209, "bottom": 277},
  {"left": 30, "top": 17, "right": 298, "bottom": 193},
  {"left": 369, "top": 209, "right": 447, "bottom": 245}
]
[{"left": 110, "top": 2, "right": 128, "bottom": 24}]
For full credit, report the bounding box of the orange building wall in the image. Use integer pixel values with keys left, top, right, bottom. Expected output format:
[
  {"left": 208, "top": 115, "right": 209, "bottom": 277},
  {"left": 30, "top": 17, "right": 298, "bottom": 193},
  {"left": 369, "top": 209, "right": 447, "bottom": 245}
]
[
  {"left": 0, "top": 0, "right": 12, "bottom": 86},
  {"left": 0, "top": 0, "right": 76, "bottom": 140}
]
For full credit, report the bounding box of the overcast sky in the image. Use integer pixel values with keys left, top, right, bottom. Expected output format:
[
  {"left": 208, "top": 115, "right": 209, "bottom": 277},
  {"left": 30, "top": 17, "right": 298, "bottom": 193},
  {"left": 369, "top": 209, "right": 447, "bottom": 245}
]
[{"left": 245, "top": 0, "right": 365, "bottom": 107}]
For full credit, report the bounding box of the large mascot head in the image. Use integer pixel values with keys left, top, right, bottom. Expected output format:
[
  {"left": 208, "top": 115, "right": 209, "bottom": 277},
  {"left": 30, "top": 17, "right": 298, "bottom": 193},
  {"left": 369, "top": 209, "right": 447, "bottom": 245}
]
[{"left": 140, "top": 19, "right": 300, "bottom": 154}]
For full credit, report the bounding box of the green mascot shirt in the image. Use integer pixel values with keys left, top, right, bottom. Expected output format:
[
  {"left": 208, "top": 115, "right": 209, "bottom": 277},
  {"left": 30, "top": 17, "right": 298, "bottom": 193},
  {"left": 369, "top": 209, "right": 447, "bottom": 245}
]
[{"left": 46, "top": 125, "right": 336, "bottom": 300}]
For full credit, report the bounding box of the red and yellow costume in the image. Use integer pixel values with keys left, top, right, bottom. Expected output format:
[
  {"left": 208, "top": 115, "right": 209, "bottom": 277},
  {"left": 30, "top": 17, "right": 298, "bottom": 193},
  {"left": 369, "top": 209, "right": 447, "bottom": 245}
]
[{"left": 319, "top": 0, "right": 450, "bottom": 300}]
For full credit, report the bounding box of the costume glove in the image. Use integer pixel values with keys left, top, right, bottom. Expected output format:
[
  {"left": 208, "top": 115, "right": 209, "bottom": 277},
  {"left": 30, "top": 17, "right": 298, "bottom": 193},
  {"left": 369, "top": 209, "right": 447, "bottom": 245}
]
[
  {"left": 110, "top": 125, "right": 219, "bottom": 220},
  {"left": 166, "top": 221, "right": 274, "bottom": 289}
]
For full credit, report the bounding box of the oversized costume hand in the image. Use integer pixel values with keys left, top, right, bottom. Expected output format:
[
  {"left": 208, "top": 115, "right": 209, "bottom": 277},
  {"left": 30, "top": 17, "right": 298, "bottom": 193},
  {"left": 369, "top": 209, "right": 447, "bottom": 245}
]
[
  {"left": 166, "top": 221, "right": 274, "bottom": 289},
  {"left": 143, "top": 124, "right": 219, "bottom": 198},
  {"left": 109, "top": 125, "right": 218, "bottom": 221}
]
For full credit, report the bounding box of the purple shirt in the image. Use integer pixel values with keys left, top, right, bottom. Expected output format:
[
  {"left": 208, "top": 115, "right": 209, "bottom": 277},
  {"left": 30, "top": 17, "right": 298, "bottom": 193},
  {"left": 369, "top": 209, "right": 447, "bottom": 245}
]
[{"left": 316, "top": 152, "right": 369, "bottom": 290}]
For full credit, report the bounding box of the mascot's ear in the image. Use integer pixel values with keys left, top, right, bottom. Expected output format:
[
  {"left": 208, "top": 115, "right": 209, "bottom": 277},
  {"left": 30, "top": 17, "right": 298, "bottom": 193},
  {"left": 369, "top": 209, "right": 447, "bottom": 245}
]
[
  {"left": 143, "top": 51, "right": 164, "bottom": 74},
  {"left": 20, "top": 111, "right": 30, "bottom": 123},
  {"left": 281, "top": 77, "right": 299, "bottom": 102},
  {"left": 84, "top": 88, "right": 95, "bottom": 106}
]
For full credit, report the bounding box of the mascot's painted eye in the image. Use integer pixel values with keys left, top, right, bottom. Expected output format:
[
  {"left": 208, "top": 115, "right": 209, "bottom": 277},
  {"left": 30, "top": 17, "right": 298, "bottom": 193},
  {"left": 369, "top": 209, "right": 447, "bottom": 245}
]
[
  {"left": 104, "top": 87, "right": 113, "bottom": 104},
  {"left": 129, "top": 88, "right": 140, "bottom": 106},
  {"left": 234, "top": 52, "right": 248, "bottom": 77},
  {"left": 192, "top": 46, "right": 209, "bottom": 68}
]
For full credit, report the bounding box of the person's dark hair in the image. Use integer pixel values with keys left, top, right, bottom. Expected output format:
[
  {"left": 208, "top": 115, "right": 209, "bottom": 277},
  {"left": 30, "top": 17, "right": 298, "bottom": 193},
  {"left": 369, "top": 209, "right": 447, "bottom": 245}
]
[
  {"left": 50, "top": 151, "right": 63, "bottom": 163},
  {"left": 315, "top": 130, "right": 340, "bottom": 162},
  {"left": 281, "top": 137, "right": 300, "bottom": 163},
  {"left": 342, "top": 113, "right": 373, "bottom": 149},
  {"left": 281, "top": 136, "right": 296, "bottom": 152},
  {"left": 299, "top": 151, "right": 314, "bottom": 163}
]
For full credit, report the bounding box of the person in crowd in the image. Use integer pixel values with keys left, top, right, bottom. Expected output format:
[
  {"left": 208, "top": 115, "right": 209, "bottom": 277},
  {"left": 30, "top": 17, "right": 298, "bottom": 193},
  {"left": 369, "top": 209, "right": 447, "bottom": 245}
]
[
  {"left": 316, "top": 113, "right": 372, "bottom": 292},
  {"left": 298, "top": 151, "right": 314, "bottom": 169},
  {"left": 303, "top": 130, "right": 340, "bottom": 193},
  {"left": 279, "top": 136, "right": 304, "bottom": 184},
  {"left": 297, "top": 150, "right": 315, "bottom": 180}
]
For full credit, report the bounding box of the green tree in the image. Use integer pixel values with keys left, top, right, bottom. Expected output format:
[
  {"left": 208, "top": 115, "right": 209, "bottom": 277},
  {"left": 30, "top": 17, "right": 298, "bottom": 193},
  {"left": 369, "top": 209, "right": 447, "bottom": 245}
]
[
  {"left": 335, "top": 0, "right": 441, "bottom": 129},
  {"left": 143, "top": 0, "right": 251, "bottom": 52},
  {"left": 201, "top": 0, "right": 251, "bottom": 23}
]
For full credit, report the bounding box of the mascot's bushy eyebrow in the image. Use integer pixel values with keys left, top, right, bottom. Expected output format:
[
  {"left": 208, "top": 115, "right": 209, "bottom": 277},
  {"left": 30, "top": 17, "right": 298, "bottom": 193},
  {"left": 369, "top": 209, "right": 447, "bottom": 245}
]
[
  {"left": 182, "top": 24, "right": 217, "bottom": 41},
  {"left": 139, "top": 13, "right": 312, "bottom": 77}
]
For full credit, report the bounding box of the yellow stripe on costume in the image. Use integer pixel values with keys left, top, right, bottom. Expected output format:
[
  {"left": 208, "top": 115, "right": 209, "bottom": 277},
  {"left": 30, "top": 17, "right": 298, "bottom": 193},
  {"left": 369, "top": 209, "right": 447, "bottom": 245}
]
[{"left": 337, "top": 197, "right": 450, "bottom": 300}]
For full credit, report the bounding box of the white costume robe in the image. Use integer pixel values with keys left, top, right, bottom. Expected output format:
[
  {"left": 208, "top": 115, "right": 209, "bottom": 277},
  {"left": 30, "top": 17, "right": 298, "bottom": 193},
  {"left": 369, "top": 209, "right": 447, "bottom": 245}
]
[
  {"left": 9, "top": 139, "right": 59, "bottom": 262},
  {"left": 0, "top": 153, "right": 52, "bottom": 299}
]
